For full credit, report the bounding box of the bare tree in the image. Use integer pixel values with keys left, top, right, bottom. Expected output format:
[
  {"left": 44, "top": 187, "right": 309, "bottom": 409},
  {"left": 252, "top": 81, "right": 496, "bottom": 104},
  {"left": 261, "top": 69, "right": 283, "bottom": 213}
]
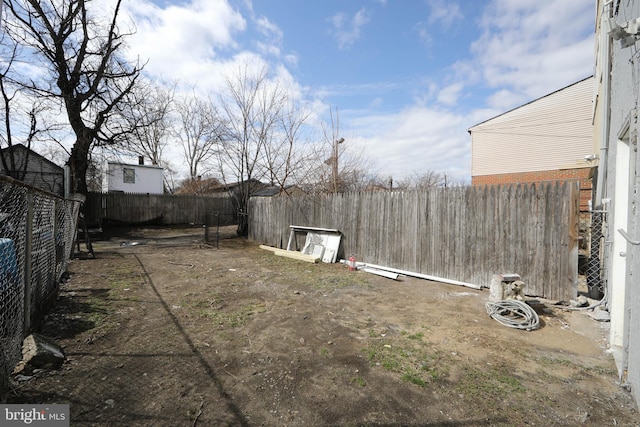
[
  {"left": 261, "top": 97, "right": 311, "bottom": 191},
  {"left": 0, "top": 28, "right": 51, "bottom": 182},
  {"left": 174, "top": 92, "right": 224, "bottom": 180},
  {"left": 396, "top": 171, "right": 446, "bottom": 190},
  {"left": 342, "top": 170, "right": 389, "bottom": 192},
  {"left": 302, "top": 107, "right": 378, "bottom": 194},
  {"left": 3, "top": 0, "right": 144, "bottom": 195},
  {"left": 1, "top": 47, "right": 68, "bottom": 196},
  {"left": 176, "top": 175, "right": 222, "bottom": 195},
  {"left": 0, "top": 86, "right": 40, "bottom": 181},
  {"left": 217, "top": 63, "right": 288, "bottom": 235},
  {"left": 121, "top": 79, "right": 175, "bottom": 166},
  {"left": 323, "top": 107, "right": 343, "bottom": 194}
]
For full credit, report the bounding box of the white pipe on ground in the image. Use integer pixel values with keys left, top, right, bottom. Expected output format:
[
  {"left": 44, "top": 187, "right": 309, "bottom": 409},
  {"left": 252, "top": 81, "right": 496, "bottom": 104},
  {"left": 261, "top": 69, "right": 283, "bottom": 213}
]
[
  {"left": 361, "top": 267, "right": 399, "bottom": 280},
  {"left": 359, "top": 262, "right": 481, "bottom": 290},
  {"left": 338, "top": 259, "right": 481, "bottom": 289}
]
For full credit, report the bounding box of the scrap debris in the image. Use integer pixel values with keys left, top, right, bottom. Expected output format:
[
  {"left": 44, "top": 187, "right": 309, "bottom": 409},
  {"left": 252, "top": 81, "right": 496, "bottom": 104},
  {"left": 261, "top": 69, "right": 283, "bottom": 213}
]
[
  {"left": 339, "top": 259, "right": 480, "bottom": 288},
  {"left": 168, "top": 261, "right": 194, "bottom": 268},
  {"left": 259, "top": 245, "right": 320, "bottom": 263},
  {"left": 259, "top": 224, "right": 342, "bottom": 263}
]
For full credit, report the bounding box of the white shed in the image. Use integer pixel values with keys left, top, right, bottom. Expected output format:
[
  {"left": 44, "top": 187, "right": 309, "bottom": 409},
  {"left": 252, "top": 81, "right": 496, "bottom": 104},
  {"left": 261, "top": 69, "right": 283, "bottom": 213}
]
[{"left": 103, "top": 160, "right": 163, "bottom": 194}]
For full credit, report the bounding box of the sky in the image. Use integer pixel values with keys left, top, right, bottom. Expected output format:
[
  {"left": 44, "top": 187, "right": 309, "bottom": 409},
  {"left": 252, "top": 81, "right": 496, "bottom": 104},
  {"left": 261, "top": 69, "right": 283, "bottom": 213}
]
[{"left": 119, "top": 0, "right": 595, "bottom": 183}]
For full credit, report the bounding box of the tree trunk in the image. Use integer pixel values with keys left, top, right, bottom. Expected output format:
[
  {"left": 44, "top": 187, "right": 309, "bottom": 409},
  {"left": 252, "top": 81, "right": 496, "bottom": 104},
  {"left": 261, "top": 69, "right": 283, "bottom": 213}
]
[
  {"left": 236, "top": 216, "right": 248, "bottom": 237},
  {"left": 67, "top": 138, "right": 91, "bottom": 195}
]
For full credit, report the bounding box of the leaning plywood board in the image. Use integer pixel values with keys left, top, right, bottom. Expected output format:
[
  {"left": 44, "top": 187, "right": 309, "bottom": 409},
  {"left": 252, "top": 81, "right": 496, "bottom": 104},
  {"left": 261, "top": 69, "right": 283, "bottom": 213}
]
[
  {"left": 274, "top": 249, "right": 320, "bottom": 263},
  {"left": 302, "top": 232, "right": 341, "bottom": 263},
  {"left": 323, "top": 234, "right": 341, "bottom": 263},
  {"left": 302, "top": 233, "right": 323, "bottom": 255},
  {"left": 322, "top": 249, "right": 336, "bottom": 264},
  {"left": 310, "top": 245, "right": 325, "bottom": 259}
]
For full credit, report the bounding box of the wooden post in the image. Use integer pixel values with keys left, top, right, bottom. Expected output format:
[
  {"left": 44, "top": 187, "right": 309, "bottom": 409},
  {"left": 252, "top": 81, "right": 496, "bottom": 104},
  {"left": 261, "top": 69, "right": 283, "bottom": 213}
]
[{"left": 567, "top": 181, "right": 580, "bottom": 301}]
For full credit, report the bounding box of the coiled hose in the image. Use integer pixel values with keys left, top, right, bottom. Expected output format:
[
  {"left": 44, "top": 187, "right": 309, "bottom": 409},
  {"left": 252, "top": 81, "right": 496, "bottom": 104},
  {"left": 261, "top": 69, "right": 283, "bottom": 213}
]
[{"left": 485, "top": 300, "right": 540, "bottom": 331}]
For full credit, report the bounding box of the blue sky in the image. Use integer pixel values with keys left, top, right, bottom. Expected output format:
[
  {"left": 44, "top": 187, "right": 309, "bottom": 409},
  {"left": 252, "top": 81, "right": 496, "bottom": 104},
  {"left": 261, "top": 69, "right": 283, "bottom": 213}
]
[
  {"left": 247, "top": 1, "right": 485, "bottom": 112},
  {"left": 121, "top": 0, "right": 595, "bottom": 183}
]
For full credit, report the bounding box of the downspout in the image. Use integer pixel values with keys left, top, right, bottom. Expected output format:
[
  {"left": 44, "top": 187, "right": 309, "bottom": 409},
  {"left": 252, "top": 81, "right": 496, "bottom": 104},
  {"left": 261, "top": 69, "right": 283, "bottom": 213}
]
[
  {"left": 595, "top": 0, "right": 614, "bottom": 207},
  {"left": 596, "top": 0, "right": 619, "bottom": 377}
]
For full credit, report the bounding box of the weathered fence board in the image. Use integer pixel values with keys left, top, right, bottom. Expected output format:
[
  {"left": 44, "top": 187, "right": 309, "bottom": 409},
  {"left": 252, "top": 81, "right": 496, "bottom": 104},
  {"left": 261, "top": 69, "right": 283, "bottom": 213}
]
[
  {"left": 248, "top": 183, "right": 579, "bottom": 301},
  {"left": 86, "top": 192, "right": 236, "bottom": 226}
]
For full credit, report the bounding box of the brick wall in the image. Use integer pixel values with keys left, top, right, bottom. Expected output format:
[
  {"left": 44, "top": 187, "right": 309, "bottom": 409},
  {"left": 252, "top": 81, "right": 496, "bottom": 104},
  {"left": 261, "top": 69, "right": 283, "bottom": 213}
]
[{"left": 472, "top": 168, "right": 593, "bottom": 211}]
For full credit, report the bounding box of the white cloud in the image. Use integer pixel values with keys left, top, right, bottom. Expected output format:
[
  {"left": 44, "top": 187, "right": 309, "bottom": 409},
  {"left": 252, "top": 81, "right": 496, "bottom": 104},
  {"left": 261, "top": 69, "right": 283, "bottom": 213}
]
[
  {"left": 415, "top": 22, "right": 433, "bottom": 48},
  {"left": 124, "top": 0, "right": 246, "bottom": 87},
  {"left": 368, "top": 97, "right": 384, "bottom": 109},
  {"left": 253, "top": 16, "right": 284, "bottom": 57},
  {"left": 346, "top": 0, "right": 595, "bottom": 182},
  {"left": 255, "top": 41, "right": 281, "bottom": 57},
  {"left": 484, "top": 89, "right": 523, "bottom": 111},
  {"left": 437, "top": 83, "right": 464, "bottom": 107},
  {"left": 427, "top": 0, "right": 463, "bottom": 28},
  {"left": 328, "top": 8, "right": 372, "bottom": 50},
  {"left": 415, "top": 1, "right": 463, "bottom": 50},
  {"left": 349, "top": 107, "right": 472, "bottom": 182},
  {"left": 284, "top": 53, "right": 299, "bottom": 68},
  {"left": 115, "top": 0, "right": 594, "bottom": 184},
  {"left": 255, "top": 16, "right": 282, "bottom": 41},
  {"left": 471, "top": 0, "right": 594, "bottom": 103}
]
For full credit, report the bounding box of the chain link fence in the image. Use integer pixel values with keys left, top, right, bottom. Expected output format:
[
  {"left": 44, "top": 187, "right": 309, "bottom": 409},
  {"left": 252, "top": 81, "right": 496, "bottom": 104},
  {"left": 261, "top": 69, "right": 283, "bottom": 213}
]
[
  {"left": 587, "top": 210, "right": 606, "bottom": 300},
  {"left": 0, "top": 176, "right": 82, "bottom": 393},
  {"left": 203, "top": 213, "right": 239, "bottom": 248}
]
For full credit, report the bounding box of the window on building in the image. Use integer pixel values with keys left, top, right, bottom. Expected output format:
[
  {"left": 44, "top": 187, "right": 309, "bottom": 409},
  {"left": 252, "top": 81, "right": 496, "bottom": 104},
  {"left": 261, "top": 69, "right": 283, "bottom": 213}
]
[{"left": 123, "top": 168, "right": 135, "bottom": 184}]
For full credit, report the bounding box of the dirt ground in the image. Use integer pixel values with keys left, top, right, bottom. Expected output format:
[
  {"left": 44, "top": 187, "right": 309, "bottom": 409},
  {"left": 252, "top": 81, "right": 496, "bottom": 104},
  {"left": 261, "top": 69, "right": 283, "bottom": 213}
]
[{"left": 5, "top": 226, "right": 639, "bottom": 426}]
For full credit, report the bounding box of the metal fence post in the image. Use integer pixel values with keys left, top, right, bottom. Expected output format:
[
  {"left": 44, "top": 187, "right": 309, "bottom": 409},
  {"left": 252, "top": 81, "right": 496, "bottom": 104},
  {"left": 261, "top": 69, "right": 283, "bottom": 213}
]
[{"left": 23, "top": 192, "right": 34, "bottom": 333}]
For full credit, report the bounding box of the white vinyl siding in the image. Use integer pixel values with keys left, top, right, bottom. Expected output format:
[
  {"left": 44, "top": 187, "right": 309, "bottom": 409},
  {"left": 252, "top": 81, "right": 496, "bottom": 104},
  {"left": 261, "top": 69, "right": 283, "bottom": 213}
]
[
  {"left": 470, "top": 77, "right": 594, "bottom": 177},
  {"left": 103, "top": 162, "right": 164, "bottom": 194}
]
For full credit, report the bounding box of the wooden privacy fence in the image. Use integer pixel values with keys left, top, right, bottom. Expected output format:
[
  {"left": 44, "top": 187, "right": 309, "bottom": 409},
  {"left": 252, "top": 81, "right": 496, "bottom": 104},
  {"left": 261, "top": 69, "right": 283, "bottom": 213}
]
[
  {"left": 249, "top": 182, "right": 580, "bottom": 301},
  {"left": 85, "top": 192, "right": 236, "bottom": 226}
]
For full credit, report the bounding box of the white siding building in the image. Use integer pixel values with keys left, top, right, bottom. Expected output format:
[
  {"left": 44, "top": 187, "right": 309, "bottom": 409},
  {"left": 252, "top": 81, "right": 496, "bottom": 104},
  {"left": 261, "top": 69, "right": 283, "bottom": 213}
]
[
  {"left": 469, "top": 76, "right": 595, "bottom": 183},
  {"left": 103, "top": 160, "right": 163, "bottom": 194}
]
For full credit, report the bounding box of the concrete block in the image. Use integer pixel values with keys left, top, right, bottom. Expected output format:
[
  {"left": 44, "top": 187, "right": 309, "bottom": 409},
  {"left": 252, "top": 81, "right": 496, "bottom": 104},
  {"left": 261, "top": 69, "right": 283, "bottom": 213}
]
[
  {"left": 20, "top": 333, "right": 65, "bottom": 371},
  {"left": 489, "top": 273, "right": 522, "bottom": 302}
]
